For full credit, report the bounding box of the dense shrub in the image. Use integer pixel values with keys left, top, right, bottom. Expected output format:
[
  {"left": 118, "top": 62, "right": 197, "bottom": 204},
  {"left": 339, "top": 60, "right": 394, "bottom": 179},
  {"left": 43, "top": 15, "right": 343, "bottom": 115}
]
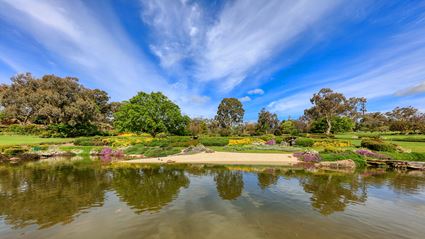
[
  {"left": 360, "top": 139, "right": 397, "bottom": 152},
  {"left": 295, "top": 138, "right": 314, "bottom": 147},
  {"left": 7, "top": 124, "right": 46, "bottom": 135},
  {"left": 199, "top": 137, "right": 229, "bottom": 146},
  {"left": 74, "top": 137, "right": 109, "bottom": 146},
  {"left": 45, "top": 123, "right": 100, "bottom": 138}
]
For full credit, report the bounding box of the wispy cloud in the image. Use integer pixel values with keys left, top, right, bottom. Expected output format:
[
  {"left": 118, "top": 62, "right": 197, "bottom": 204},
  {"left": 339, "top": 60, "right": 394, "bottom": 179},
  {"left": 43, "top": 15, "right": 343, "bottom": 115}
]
[
  {"left": 247, "top": 88, "right": 264, "bottom": 95},
  {"left": 239, "top": 96, "right": 251, "bottom": 102},
  {"left": 140, "top": 0, "right": 342, "bottom": 92},
  {"left": 395, "top": 82, "right": 425, "bottom": 96}
]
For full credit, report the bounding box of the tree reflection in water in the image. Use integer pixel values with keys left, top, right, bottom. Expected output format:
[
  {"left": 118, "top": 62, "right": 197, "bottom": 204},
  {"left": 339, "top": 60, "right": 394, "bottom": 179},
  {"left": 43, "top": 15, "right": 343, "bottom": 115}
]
[
  {"left": 298, "top": 173, "right": 367, "bottom": 215},
  {"left": 0, "top": 163, "right": 424, "bottom": 231},
  {"left": 0, "top": 165, "right": 108, "bottom": 229},
  {"left": 111, "top": 166, "right": 189, "bottom": 213},
  {"left": 257, "top": 170, "right": 279, "bottom": 190},
  {"left": 214, "top": 170, "right": 244, "bottom": 200}
]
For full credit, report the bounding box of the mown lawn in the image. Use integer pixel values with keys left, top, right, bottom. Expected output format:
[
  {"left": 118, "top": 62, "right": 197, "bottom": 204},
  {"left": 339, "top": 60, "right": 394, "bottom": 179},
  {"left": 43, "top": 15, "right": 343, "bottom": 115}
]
[{"left": 0, "top": 135, "right": 72, "bottom": 146}]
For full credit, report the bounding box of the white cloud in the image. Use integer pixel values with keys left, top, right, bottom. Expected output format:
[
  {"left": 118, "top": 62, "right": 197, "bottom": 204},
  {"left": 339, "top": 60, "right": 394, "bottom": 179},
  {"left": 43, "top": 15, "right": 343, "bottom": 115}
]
[
  {"left": 247, "top": 88, "right": 264, "bottom": 95},
  {"left": 238, "top": 96, "right": 251, "bottom": 102}
]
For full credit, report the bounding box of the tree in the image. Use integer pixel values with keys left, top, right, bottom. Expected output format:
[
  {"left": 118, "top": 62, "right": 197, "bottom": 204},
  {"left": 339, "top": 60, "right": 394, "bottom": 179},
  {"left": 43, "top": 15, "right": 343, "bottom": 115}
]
[
  {"left": 215, "top": 98, "right": 244, "bottom": 129},
  {"left": 359, "top": 112, "right": 388, "bottom": 131},
  {"left": 304, "top": 88, "right": 361, "bottom": 135},
  {"left": 0, "top": 73, "right": 112, "bottom": 135},
  {"left": 280, "top": 120, "right": 298, "bottom": 135},
  {"left": 386, "top": 106, "right": 421, "bottom": 133},
  {"left": 114, "top": 92, "right": 189, "bottom": 136},
  {"left": 188, "top": 118, "right": 208, "bottom": 136},
  {"left": 256, "top": 108, "right": 279, "bottom": 135}
]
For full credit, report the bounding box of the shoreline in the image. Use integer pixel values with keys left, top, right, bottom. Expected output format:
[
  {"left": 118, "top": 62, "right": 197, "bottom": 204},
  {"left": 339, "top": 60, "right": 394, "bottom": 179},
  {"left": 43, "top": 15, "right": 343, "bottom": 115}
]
[{"left": 121, "top": 152, "right": 298, "bottom": 166}]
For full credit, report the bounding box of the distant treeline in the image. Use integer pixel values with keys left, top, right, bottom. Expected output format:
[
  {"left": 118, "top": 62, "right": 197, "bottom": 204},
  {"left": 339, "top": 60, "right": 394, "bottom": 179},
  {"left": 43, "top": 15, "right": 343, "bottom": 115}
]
[{"left": 0, "top": 73, "right": 424, "bottom": 137}]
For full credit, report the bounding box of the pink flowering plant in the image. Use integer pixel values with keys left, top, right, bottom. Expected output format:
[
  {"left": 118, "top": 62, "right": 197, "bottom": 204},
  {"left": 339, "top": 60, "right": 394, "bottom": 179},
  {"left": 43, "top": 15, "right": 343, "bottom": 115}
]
[
  {"left": 293, "top": 150, "right": 321, "bottom": 163},
  {"left": 355, "top": 149, "right": 388, "bottom": 159},
  {"left": 265, "top": 139, "right": 276, "bottom": 145}
]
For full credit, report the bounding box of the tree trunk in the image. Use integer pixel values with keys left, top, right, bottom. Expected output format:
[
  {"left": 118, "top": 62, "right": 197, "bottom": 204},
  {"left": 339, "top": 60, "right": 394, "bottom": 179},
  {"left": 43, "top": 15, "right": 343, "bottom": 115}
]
[{"left": 325, "top": 118, "right": 332, "bottom": 135}]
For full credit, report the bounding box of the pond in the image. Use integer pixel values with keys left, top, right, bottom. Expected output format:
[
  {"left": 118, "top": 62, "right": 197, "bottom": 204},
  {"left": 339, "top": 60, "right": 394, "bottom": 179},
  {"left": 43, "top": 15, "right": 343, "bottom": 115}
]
[{"left": 0, "top": 159, "right": 424, "bottom": 239}]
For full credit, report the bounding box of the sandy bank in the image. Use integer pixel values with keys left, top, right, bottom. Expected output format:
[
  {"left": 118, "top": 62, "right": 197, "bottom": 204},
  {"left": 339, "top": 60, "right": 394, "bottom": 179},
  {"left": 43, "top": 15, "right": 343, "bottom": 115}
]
[{"left": 122, "top": 152, "right": 298, "bottom": 166}]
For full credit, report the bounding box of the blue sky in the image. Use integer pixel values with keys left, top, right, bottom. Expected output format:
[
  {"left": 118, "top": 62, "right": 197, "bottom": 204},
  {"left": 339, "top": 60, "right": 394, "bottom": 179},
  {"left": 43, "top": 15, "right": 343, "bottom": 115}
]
[{"left": 0, "top": 0, "right": 424, "bottom": 121}]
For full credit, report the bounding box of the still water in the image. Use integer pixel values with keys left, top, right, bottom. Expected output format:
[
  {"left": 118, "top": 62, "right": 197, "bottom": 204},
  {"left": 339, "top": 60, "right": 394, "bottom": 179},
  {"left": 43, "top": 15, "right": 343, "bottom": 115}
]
[{"left": 0, "top": 159, "right": 424, "bottom": 239}]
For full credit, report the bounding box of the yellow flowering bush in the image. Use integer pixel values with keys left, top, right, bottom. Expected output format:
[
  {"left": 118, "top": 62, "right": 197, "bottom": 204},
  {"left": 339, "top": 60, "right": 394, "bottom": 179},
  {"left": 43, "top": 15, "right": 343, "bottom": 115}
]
[
  {"left": 313, "top": 140, "right": 351, "bottom": 148},
  {"left": 228, "top": 138, "right": 264, "bottom": 145}
]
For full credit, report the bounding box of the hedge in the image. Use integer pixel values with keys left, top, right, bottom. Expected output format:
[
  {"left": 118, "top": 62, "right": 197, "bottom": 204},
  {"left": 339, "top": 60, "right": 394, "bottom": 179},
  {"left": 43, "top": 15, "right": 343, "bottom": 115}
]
[{"left": 360, "top": 139, "right": 397, "bottom": 152}]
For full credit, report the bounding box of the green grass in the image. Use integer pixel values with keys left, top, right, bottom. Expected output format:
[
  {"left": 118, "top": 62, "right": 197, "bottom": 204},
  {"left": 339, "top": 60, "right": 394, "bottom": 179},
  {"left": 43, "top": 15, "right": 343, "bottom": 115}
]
[{"left": 0, "top": 135, "right": 72, "bottom": 146}]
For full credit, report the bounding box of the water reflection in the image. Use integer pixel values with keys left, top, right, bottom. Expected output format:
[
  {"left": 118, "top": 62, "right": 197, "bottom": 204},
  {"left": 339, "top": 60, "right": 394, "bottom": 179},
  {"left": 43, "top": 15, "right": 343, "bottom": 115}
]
[
  {"left": 214, "top": 170, "right": 244, "bottom": 200},
  {"left": 111, "top": 167, "right": 189, "bottom": 213},
  {"left": 298, "top": 173, "right": 367, "bottom": 215},
  {"left": 0, "top": 162, "right": 424, "bottom": 232},
  {"left": 0, "top": 165, "right": 108, "bottom": 229}
]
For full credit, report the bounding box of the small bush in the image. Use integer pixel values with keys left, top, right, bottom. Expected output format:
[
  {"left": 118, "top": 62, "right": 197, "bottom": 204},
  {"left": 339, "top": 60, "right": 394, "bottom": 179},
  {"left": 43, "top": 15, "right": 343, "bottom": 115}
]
[
  {"left": 295, "top": 138, "right": 314, "bottom": 147},
  {"left": 199, "top": 137, "right": 229, "bottom": 146},
  {"left": 259, "top": 134, "right": 275, "bottom": 141},
  {"left": 361, "top": 139, "right": 397, "bottom": 152}
]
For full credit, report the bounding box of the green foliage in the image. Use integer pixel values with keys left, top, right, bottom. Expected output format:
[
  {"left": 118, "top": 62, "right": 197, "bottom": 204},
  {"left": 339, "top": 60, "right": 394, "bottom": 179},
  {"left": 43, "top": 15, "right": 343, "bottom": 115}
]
[
  {"left": 381, "top": 152, "right": 425, "bottom": 161},
  {"left": 311, "top": 117, "right": 354, "bottom": 134},
  {"left": 305, "top": 88, "right": 362, "bottom": 134},
  {"left": 280, "top": 120, "right": 299, "bottom": 135},
  {"left": 256, "top": 108, "right": 279, "bottom": 135},
  {"left": 114, "top": 92, "right": 189, "bottom": 136},
  {"left": 7, "top": 124, "right": 46, "bottom": 135},
  {"left": 361, "top": 139, "right": 398, "bottom": 152},
  {"left": 259, "top": 134, "right": 275, "bottom": 141},
  {"left": 199, "top": 137, "right": 229, "bottom": 146},
  {"left": 74, "top": 137, "right": 108, "bottom": 146},
  {"left": 0, "top": 73, "right": 113, "bottom": 128},
  {"left": 295, "top": 137, "right": 314, "bottom": 147},
  {"left": 1, "top": 146, "right": 28, "bottom": 156},
  {"left": 45, "top": 123, "right": 99, "bottom": 138},
  {"left": 125, "top": 144, "right": 180, "bottom": 157}
]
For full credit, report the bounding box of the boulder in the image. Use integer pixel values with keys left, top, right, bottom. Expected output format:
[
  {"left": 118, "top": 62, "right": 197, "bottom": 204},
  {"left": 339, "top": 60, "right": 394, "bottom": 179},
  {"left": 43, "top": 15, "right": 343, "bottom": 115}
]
[
  {"left": 316, "top": 159, "right": 356, "bottom": 169},
  {"left": 181, "top": 144, "right": 214, "bottom": 154}
]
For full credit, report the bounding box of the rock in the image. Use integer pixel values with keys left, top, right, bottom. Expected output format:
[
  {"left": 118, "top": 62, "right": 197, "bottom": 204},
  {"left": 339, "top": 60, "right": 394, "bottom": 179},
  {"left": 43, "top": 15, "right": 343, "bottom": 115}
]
[
  {"left": 316, "top": 159, "right": 356, "bottom": 169},
  {"left": 166, "top": 160, "right": 176, "bottom": 164}
]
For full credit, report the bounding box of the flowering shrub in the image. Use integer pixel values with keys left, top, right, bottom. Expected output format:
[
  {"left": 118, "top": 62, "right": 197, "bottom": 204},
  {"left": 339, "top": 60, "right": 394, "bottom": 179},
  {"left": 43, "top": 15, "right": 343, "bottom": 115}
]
[
  {"left": 355, "top": 149, "right": 388, "bottom": 159},
  {"left": 228, "top": 138, "right": 264, "bottom": 145},
  {"left": 265, "top": 139, "right": 276, "bottom": 145},
  {"left": 293, "top": 151, "right": 321, "bottom": 163}
]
